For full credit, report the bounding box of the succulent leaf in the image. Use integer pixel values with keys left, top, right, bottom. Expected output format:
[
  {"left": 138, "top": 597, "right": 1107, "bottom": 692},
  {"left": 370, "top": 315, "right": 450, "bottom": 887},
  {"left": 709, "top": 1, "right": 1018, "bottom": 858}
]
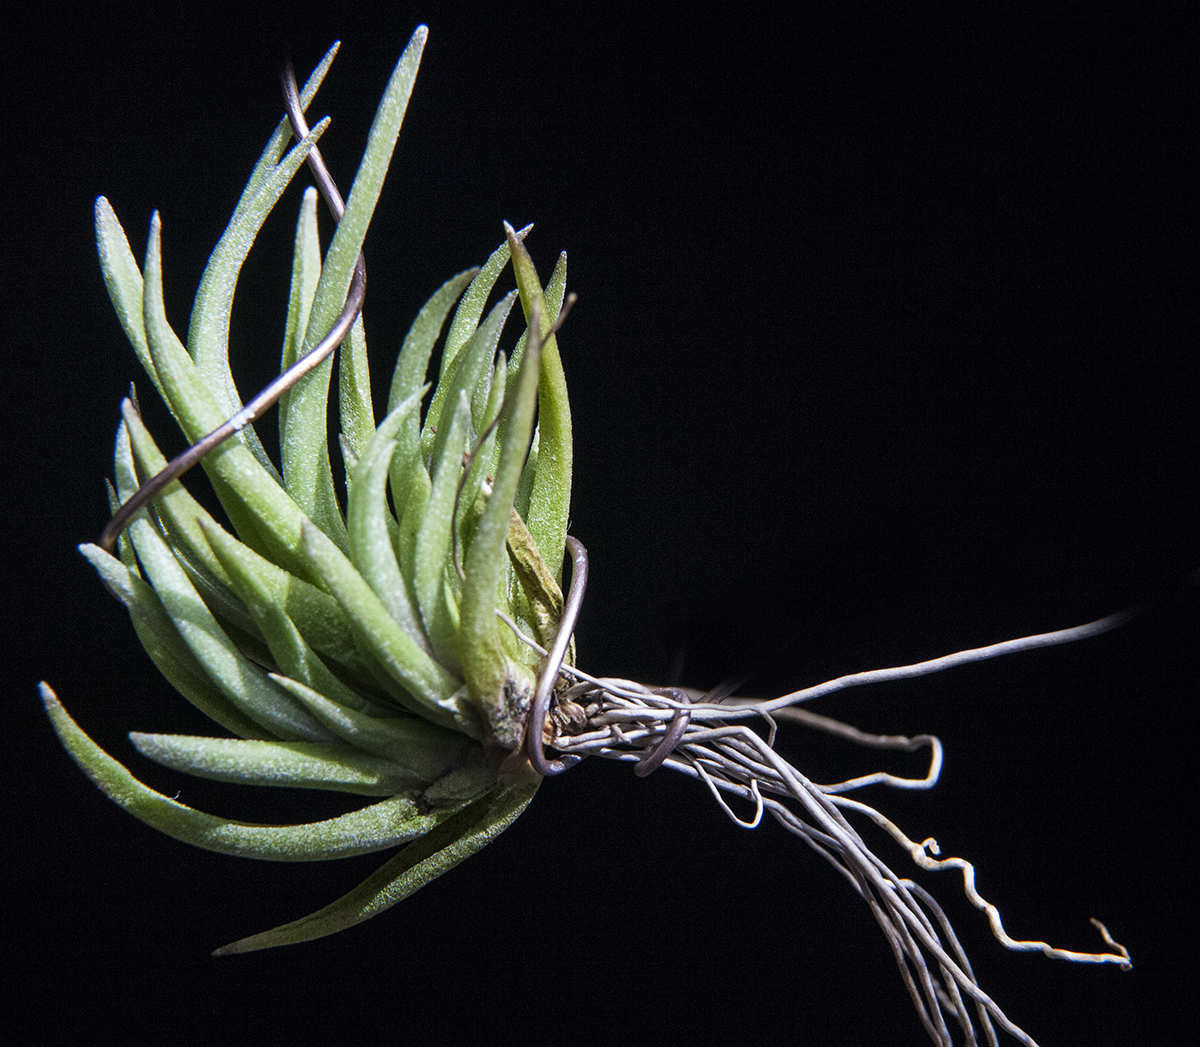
[
  {"left": 346, "top": 391, "right": 430, "bottom": 648},
  {"left": 459, "top": 300, "right": 544, "bottom": 750},
  {"left": 506, "top": 226, "right": 572, "bottom": 585},
  {"left": 190, "top": 62, "right": 338, "bottom": 479},
  {"left": 79, "top": 542, "right": 268, "bottom": 740},
  {"left": 210, "top": 771, "right": 538, "bottom": 954},
  {"left": 128, "top": 734, "right": 431, "bottom": 796},
  {"left": 43, "top": 683, "right": 460, "bottom": 860},
  {"left": 279, "top": 187, "right": 321, "bottom": 439},
  {"left": 128, "top": 515, "right": 335, "bottom": 742},
  {"left": 386, "top": 269, "right": 478, "bottom": 509}
]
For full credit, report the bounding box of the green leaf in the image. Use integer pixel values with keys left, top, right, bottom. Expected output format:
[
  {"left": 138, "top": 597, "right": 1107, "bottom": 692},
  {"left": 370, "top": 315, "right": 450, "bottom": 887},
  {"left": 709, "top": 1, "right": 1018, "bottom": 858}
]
[
  {"left": 386, "top": 270, "right": 476, "bottom": 512},
  {"left": 458, "top": 277, "right": 543, "bottom": 749},
  {"left": 95, "top": 198, "right": 160, "bottom": 400},
  {"left": 129, "top": 734, "right": 423, "bottom": 796},
  {"left": 426, "top": 291, "right": 516, "bottom": 467},
  {"left": 298, "top": 519, "right": 475, "bottom": 736},
  {"left": 386, "top": 272, "right": 475, "bottom": 523},
  {"left": 42, "top": 684, "right": 458, "bottom": 860},
  {"left": 339, "top": 316, "right": 375, "bottom": 464},
  {"left": 78, "top": 542, "right": 267, "bottom": 739},
  {"left": 279, "top": 328, "right": 351, "bottom": 554},
  {"left": 280, "top": 27, "right": 428, "bottom": 552},
  {"left": 414, "top": 392, "right": 472, "bottom": 672},
  {"left": 119, "top": 403, "right": 258, "bottom": 638},
  {"left": 183, "top": 41, "right": 339, "bottom": 464},
  {"left": 211, "top": 770, "right": 539, "bottom": 953},
  {"left": 139, "top": 211, "right": 307, "bottom": 571},
  {"left": 268, "top": 675, "right": 485, "bottom": 783},
  {"left": 199, "top": 518, "right": 388, "bottom": 718},
  {"left": 421, "top": 228, "right": 529, "bottom": 459},
  {"left": 188, "top": 111, "right": 333, "bottom": 481},
  {"left": 507, "top": 230, "right": 572, "bottom": 584},
  {"left": 230, "top": 42, "right": 341, "bottom": 205},
  {"left": 457, "top": 350, "right": 507, "bottom": 549},
  {"left": 279, "top": 187, "right": 322, "bottom": 441},
  {"left": 346, "top": 391, "right": 430, "bottom": 651},
  {"left": 442, "top": 225, "right": 531, "bottom": 377},
  {"left": 395, "top": 461, "right": 431, "bottom": 582},
  {"left": 119, "top": 404, "right": 372, "bottom": 680},
  {"left": 307, "top": 26, "right": 426, "bottom": 355},
  {"left": 129, "top": 515, "right": 335, "bottom": 742}
]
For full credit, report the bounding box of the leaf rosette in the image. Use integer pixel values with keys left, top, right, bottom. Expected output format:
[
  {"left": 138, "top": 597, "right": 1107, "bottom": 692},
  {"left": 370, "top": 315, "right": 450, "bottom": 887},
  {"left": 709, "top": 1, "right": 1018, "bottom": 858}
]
[{"left": 41, "top": 26, "right": 572, "bottom": 954}]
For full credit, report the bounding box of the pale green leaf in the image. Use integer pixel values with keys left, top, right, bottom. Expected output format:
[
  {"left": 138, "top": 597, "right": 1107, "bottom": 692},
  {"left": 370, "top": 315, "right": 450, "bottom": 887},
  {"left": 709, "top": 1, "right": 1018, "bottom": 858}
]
[
  {"left": 302, "top": 26, "right": 427, "bottom": 364},
  {"left": 387, "top": 269, "right": 476, "bottom": 511},
  {"left": 414, "top": 392, "right": 472, "bottom": 671},
  {"left": 188, "top": 116, "right": 331, "bottom": 480},
  {"left": 278, "top": 186, "right": 322, "bottom": 438},
  {"left": 298, "top": 519, "right": 476, "bottom": 737},
  {"left": 42, "top": 684, "right": 455, "bottom": 861},
  {"left": 129, "top": 516, "right": 335, "bottom": 742},
  {"left": 95, "top": 198, "right": 160, "bottom": 400},
  {"left": 268, "top": 675, "right": 489, "bottom": 785},
  {"left": 346, "top": 391, "right": 429, "bottom": 651},
  {"left": 507, "top": 234, "right": 571, "bottom": 584},
  {"left": 458, "top": 255, "right": 543, "bottom": 748},
  {"left": 119, "top": 404, "right": 372, "bottom": 679},
  {"left": 211, "top": 771, "right": 539, "bottom": 953},
  {"left": 425, "top": 291, "right": 516, "bottom": 468},
  {"left": 79, "top": 542, "right": 267, "bottom": 739},
  {"left": 129, "top": 734, "right": 423, "bottom": 796},
  {"left": 442, "top": 224, "right": 531, "bottom": 376}
]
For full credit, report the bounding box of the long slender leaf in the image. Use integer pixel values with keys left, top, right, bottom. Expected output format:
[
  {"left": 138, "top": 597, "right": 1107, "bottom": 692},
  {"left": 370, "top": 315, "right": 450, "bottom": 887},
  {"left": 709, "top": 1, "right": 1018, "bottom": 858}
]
[
  {"left": 414, "top": 392, "right": 471, "bottom": 671},
  {"left": 298, "top": 519, "right": 475, "bottom": 736},
  {"left": 129, "top": 734, "right": 421, "bottom": 795},
  {"left": 42, "top": 684, "right": 457, "bottom": 861},
  {"left": 279, "top": 187, "right": 322, "bottom": 438},
  {"left": 79, "top": 542, "right": 267, "bottom": 739},
  {"left": 268, "top": 675, "right": 489, "bottom": 785},
  {"left": 426, "top": 291, "right": 516, "bottom": 467},
  {"left": 339, "top": 317, "right": 374, "bottom": 463},
  {"left": 420, "top": 229, "right": 528, "bottom": 458},
  {"left": 458, "top": 283, "right": 543, "bottom": 748},
  {"left": 507, "top": 232, "right": 572, "bottom": 584},
  {"left": 188, "top": 123, "right": 332, "bottom": 481},
  {"left": 387, "top": 269, "right": 476, "bottom": 510},
  {"left": 279, "top": 26, "right": 428, "bottom": 536},
  {"left": 120, "top": 404, "right": 372, "bottom": 679},
  {"left": 129, "top": 516, "right": 335, "bottom": 742},
  {"left": 347, "top": 391, "right": 429, "bottom": 650},
  {"left": 184, "top": 43, "right": 338, "bottom": 474},
  {"left": 211, "top": 771, "right": 539, "bottom": 953},
  {"left": 200, "top": 519, "right": 389, "bottom": 718},
  {"left": 95, "top": 198, "right": 160, "bottom": 400}
]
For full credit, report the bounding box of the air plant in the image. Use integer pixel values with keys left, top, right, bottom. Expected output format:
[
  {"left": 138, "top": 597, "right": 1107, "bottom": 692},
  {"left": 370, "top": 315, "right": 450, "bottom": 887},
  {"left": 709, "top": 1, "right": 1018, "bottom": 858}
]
[{"left": 41, "top": 25, "right": 1136, "bottom": 1046}]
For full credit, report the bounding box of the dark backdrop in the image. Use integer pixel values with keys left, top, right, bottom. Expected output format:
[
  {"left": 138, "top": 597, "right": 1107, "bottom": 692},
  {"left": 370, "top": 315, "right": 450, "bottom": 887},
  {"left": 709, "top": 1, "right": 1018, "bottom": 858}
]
[{"left": 7, "top": 5, "right": 1195, "bottom": 1045}]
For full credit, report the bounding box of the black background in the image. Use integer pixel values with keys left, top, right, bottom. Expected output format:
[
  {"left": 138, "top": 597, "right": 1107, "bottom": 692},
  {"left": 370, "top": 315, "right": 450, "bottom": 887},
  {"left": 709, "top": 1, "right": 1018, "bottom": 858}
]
[{"left": 6, "top": 4, "right": 1196, "bottom": 1045}]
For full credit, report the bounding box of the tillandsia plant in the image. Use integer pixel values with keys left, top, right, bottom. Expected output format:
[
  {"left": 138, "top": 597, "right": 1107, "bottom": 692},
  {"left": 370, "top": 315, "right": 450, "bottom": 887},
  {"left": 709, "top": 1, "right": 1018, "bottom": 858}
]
[{"left": 41, "top": 25, "right": 1138, "bottom": 1046}]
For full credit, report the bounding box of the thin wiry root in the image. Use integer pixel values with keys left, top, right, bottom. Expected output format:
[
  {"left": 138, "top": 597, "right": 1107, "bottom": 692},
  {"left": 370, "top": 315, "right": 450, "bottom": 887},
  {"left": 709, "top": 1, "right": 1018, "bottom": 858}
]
[
  {"left": 837, "top": 797, "right": 1132, "bottom": 968},
  {"left": 508, "top": 544, "right": 1132, "bottom": 1043},
  {"left": 543, "top": 653, "right": 1130, "bottom": 1046}
]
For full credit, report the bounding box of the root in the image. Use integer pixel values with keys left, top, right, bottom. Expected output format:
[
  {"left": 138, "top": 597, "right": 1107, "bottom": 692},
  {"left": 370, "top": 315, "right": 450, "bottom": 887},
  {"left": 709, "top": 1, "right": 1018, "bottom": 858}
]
[
  {"left": 550, "top": 685, "right": 1129, "bottom": 1045},
  {"left": 506, "top": 538, "right": 1132, "bottom": 1044}
]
